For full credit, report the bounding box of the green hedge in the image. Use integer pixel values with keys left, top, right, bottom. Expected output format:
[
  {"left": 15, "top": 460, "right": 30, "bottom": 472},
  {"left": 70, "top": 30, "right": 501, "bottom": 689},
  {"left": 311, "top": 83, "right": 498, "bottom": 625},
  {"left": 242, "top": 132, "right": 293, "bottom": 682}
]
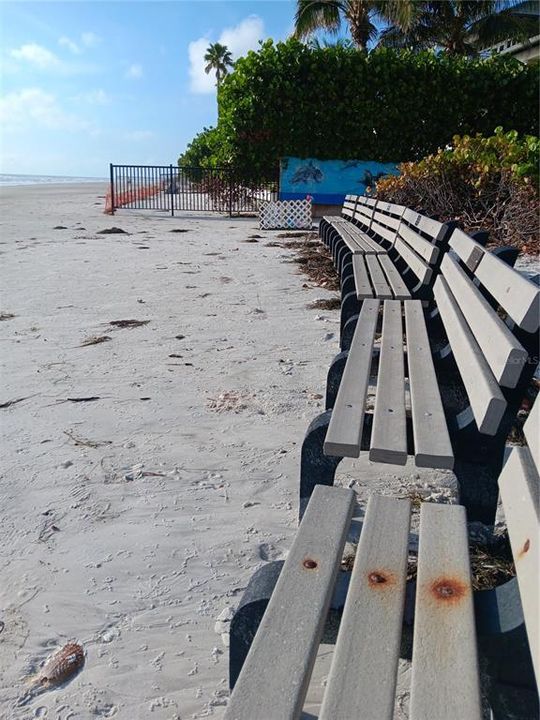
[{"left": 180, "top": 40, "right": 539, "bottom": 175}]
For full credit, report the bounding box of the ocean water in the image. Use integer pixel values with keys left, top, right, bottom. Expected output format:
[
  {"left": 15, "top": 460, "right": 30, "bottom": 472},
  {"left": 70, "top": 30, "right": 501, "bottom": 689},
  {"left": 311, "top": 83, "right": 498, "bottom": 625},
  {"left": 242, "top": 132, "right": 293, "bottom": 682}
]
[{"left": 0, "top": 173, "right": 108, "bottom": 187}]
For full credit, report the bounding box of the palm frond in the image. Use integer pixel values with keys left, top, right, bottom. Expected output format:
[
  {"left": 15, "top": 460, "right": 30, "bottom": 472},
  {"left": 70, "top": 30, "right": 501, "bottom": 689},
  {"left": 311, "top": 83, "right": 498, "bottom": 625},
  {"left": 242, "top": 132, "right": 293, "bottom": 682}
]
[{"left": 293, "top": 0, "right": 343, "bottom": 38}]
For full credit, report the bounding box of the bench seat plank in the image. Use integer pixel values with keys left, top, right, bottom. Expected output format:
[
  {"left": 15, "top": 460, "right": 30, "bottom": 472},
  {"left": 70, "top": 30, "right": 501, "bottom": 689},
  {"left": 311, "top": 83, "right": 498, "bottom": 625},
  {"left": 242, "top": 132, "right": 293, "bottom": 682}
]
[
  {"left": 378, "top": 254, "right": 412, "bottom": 300},
  {"left": 224, "top": 485, "right": 355, "bottom": 720},
  {"left": 352, "top": 255, "right": 374, "bottom": 300},
  {"left": 366, "top": 255, "right": 393, "bottom": 299},
  {"left": 319, "top": 495, "right": 411, "bottom": 720},
  {"left": 499, "top": 444, "right": 540, "bottom": 682},
  {"left": 433, "top": 276, "right": 506, "bottom": 435},
  {"left": 370, "top": 301, "right": 407, "bottom": 464},
  {"left": 405, "top": 301, "right": 454, "bottom": 469},
  {"left": 324, "top": 299, "right": 380, "bottom": 457},
  {"left": 410, "top": 503, "right": 482, "bottom": 720},
  {"left": 441, "top": 254, "right": 528, "bottom": 388}
]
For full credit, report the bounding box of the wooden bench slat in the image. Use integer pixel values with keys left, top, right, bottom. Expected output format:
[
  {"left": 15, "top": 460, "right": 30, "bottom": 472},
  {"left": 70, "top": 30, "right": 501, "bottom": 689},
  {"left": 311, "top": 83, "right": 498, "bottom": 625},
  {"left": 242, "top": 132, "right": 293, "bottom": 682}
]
[
  {"left": 319, "top": 495, "right": 411, "bottom": 720},
  {"left": 366, "top": 255, "right": 393, "bottom": 299},
  {"left": 403, "top": 207, "right": 446, "bottom": 240},
  {"left": 373, "top": 209, "right": 402, "bottom": 230},
  {"left": 394, "top": 237, "right": 432, "bottom": 285},
  {"left": 370, "top": 301, "right": 407, "bottom": 464},
  {"left": 441, "top": 254, "right": 528, "bottom": 388},
  {"left": 344, "top": 226, "right": 378, "bottom": 254},
  {"left": 360, "top": 233, "right": 387, "bottom": 254},
  {"left": 448, "top": 229, "right": 485, "bottom": 272},
  {"left": 398, "top": 222, "right": 439, "bottom": 264},
  {"left": 352, "top": 255, "right": 374, "bottom": 299},
  {"left": 378, "top": 254, "right": 412, "bottom": 300},
  {"left": 524, "top": 398, "right": 539, "bottom": 468},
  {"left": 370, "top": 218, "right": 396, "bottom": 244},
  {"left": 498, "top": 446, "right": 540, "bottom": 682},
  {"left": 324, "top": 299, "right": 380, "bottom": 457},
  {"left": 434, "top": 276, "right": 506, "bottom": 435},
  {"left": 474, "top": 250, "right": 540, "bottom": 333},
  {"left": 410, "top": 503, "right": 482, "bottom": 720},
  {"left": 405, "top": 301, "right": 454, "bottom": 469},
  {"left": 224, "top": 485, "right": 355, "bottom": 720}
]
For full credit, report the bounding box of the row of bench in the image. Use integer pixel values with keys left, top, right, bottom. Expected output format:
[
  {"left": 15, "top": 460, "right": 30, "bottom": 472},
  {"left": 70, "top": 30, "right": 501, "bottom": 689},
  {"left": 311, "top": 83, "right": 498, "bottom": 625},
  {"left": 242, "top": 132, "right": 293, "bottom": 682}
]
[{"left": 224, "top": 196, "right": 539, "bottom": 719}]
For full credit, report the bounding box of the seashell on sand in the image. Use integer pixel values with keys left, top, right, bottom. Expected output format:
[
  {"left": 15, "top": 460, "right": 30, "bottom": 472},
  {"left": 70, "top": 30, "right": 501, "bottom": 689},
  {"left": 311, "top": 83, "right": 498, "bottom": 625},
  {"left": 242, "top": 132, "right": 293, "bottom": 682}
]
[{"left": 34, "top": 642, "right": 85, "bottom": 688}]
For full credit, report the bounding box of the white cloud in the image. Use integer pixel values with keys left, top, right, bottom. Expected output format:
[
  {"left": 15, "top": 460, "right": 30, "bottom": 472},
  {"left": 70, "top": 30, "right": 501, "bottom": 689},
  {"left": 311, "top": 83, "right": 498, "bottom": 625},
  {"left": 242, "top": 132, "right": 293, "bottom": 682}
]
[
  {"left": 81, "top": 32, "right": 101, "bottom": 48},
  {"left": 0, "top": 87, "right": 89, "bottom": 131},
  {"left": 75, "top": 89, "right": 110, "bottom": 105},
  {"left": 10, "top": 43, "right": 61, "bottom": 69},
  {"left": 59, "top": 36, "right": 81, "bottom": 54},
  {"left": 124, "top": 130, "right": 154, "bottom": 142},
  {"left": 126, "top": 63, "right": 143, "bottom": 79},
  {"left": 58, "top": 32, "right": 101, "bottom": 55},
  {"left": 188, "top": 15, "right": 265, "bottom": 94}
]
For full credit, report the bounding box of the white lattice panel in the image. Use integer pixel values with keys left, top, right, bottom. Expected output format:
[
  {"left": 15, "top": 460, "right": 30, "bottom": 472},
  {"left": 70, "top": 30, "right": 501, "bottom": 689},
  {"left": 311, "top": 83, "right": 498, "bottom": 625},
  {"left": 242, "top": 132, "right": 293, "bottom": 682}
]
[{"left": 259, "top": 199, "right": 312, "bottom": 230}]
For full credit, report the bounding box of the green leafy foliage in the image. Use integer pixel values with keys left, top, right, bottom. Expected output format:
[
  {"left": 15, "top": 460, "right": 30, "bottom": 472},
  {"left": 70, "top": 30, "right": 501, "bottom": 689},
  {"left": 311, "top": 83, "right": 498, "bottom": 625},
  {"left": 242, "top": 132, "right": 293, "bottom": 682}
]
[
  {"left": 179, "top": 40, "right": 538, "bottom": 177},
  {"left": 376, "top": 128, "right": 539, "bottom": 253}
]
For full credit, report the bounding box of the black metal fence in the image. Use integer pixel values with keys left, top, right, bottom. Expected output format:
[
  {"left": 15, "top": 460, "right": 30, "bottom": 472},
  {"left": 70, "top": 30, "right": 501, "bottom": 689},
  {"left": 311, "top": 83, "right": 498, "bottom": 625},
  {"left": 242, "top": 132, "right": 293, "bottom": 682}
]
[{"left": 108, "top": 164, "right": 279, "bottom": 217}]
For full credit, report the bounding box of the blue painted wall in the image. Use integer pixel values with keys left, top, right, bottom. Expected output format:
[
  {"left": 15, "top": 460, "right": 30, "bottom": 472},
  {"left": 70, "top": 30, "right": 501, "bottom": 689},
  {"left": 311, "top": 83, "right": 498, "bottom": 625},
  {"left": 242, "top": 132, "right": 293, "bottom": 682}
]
[{"left": 279, "top": 157, "right": 399, "bottom": 205}]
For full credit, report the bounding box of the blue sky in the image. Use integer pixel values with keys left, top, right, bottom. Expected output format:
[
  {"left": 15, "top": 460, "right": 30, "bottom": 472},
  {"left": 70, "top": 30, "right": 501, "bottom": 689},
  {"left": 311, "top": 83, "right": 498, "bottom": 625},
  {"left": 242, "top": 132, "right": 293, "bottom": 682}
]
[{"left": 0, "top": 1, "right": 297, "bottom": 177}]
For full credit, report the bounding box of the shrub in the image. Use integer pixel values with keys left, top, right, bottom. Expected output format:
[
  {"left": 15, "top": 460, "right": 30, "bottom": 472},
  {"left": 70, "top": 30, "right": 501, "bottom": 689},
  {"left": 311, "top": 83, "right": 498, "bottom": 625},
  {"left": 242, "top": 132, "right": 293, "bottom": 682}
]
[
  {"left": 375, "top": 128, "right": 539, "bottom": 254},
  {"left": 182, "top": 40, "right": 538, "bottom": 175}
]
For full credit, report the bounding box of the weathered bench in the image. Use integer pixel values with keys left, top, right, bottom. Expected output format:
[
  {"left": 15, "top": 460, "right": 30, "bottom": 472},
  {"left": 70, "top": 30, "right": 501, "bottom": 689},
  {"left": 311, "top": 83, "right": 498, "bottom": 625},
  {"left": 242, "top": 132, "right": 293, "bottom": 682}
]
[
  {"left": 300, "top": 230, "right": 539, "bottom": 522},
  {"left": 226, "top": 413, "right": 540, "bottom": 718},
  {"left": 428, "top": 229, "right": 539, "bottom": 521},
  {"left": 475, "top": 399, "right": 539, "bottom": 717},
  {"left": 320, "top": 197, "right": 456, "bottom": 350}
]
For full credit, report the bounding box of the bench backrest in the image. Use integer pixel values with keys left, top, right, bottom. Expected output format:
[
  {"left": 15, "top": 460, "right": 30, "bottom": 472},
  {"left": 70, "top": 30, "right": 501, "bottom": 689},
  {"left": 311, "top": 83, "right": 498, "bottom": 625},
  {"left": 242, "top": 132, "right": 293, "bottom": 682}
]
[
  {"left": 498, "top": 400, "right": 539, "bottom": 682},
  {"left": 350, "top": 195, "right": 452, "bottom": 290},
  {"left": 433, "top": 229, "right": 539, "bottom": 436}
]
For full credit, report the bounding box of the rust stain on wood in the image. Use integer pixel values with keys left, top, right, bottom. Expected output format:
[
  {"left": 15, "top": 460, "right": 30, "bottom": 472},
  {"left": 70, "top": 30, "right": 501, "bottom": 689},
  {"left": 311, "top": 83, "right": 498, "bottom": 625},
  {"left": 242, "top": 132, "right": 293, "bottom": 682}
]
[
  {"left": 518, "top": 538, "right": 530, "bottom": 559},
  {"left": 429, "top": 576, "right": 469, "bottom": 605},
  {"left": 367, "top": 568, "right": 396, "bottom": 590}
]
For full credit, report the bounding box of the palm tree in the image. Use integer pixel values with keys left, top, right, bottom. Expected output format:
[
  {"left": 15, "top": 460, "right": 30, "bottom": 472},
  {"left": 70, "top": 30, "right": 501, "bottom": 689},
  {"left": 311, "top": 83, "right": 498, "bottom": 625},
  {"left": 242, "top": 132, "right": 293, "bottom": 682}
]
[
  {"left": 293, "top": 0, "right": 416, "bottom": 50},
  {"left": 378, "top": 1, "right": 539, "bottom": 56},
  {"left": 204, "top": 43, "right": 234, "bottom": 87}
]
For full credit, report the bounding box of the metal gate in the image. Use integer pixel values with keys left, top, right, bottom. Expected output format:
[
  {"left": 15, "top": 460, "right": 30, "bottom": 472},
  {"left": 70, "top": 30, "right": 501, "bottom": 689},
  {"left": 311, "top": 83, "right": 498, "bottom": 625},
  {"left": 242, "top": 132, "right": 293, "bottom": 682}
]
[{"left": 107, "top": 164, "right": 279, "bottom": 217}]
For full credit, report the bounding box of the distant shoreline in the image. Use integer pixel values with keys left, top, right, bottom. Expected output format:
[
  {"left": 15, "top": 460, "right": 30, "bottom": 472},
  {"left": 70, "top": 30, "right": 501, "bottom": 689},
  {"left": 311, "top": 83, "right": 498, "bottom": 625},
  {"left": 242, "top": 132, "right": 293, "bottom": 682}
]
[{"left": 0, "top": 173, "right": 108, "bottom": 187}]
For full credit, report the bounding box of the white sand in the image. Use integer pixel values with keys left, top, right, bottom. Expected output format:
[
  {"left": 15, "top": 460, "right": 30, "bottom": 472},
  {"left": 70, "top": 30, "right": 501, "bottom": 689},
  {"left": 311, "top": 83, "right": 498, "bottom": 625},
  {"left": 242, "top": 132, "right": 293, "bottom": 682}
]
[{"left": 0, "top": 184, "right": 456, "bottom": 719}]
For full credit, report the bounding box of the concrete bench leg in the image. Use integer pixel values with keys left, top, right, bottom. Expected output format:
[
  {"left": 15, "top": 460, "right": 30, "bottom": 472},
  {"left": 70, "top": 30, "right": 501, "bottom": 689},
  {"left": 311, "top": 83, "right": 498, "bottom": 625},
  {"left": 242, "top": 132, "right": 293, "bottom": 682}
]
[
  {"left": 475, "top": 578, "right": 539, "bottom": 719},
  {"left": 341, "top": 313, "right": 359, "bottom": 351},
  {"left": 340, "top": 291, "right": 360, "bottom": 342},
  {"left": 300, "top": 411, "right": 343, "bottom": 520},
  {"left": 229, "top": 560, "right": 284, "bottom": 689},
  {"left": 326, "top": 351, "right": 349, "bottom": 409}
]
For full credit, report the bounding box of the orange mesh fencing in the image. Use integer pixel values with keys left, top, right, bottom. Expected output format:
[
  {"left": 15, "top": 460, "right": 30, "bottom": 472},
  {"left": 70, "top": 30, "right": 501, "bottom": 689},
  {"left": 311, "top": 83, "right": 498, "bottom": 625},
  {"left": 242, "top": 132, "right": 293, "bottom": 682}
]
[{"left": 104, "top": 182, "right": 164, "bottom": 214}]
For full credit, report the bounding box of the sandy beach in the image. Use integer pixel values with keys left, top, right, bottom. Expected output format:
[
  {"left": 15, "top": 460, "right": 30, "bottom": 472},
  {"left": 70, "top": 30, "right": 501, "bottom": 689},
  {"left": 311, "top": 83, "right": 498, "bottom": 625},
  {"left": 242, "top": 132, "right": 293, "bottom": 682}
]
[{"left": 0, "top": 183, "right": 458, "bottom": 719}]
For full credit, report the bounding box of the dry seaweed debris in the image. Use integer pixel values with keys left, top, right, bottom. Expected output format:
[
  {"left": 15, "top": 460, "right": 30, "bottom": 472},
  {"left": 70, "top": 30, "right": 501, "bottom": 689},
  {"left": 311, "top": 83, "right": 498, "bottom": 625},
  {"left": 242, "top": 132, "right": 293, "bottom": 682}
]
[
  {"left": 109, "top": 319, "right": 149, "bottom": 329},
  {"left": 288, "top": 235, "right": 339, "bottom": 291},
  {"left": 79, "top": 335, "right": 111, "bottom": 347},
  {"left": 97, "top": 227, "right": 128, "bottom": 235},
  {"left": 308, "top": 297, "right": 341, "bottom": 311},
  {"left": 0, "top": 397, "right": 28, "bottom": 409},
  {"left": 0, "top": 312, "right": 16, "bottom": 321},
  {"left": 64, "top": 430, "right": 112, "bottom": 448}
]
